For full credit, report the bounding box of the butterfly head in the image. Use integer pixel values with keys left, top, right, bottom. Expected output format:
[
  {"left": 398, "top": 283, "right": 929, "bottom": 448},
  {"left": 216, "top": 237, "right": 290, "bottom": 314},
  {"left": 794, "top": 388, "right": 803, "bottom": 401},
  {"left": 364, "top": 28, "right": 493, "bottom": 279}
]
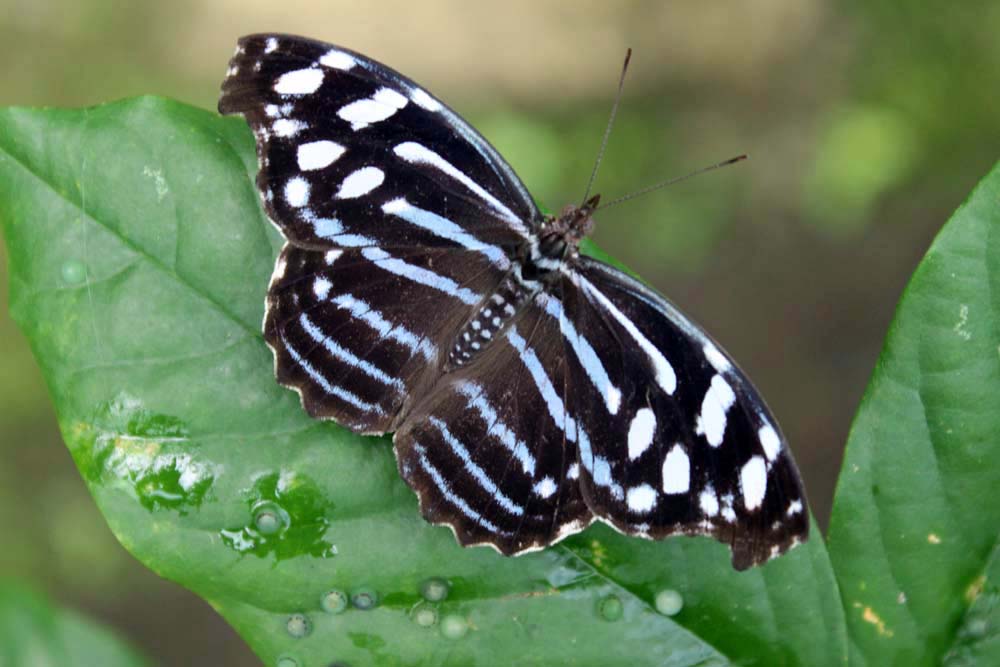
[{"left": 537, "top": 194, "right": 600, "bottom": 258}]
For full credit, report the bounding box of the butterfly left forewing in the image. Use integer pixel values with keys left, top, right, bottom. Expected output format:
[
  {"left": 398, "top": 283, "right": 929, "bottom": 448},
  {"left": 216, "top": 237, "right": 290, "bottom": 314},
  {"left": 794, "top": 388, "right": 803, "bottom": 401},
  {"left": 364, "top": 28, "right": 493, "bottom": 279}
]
[
  {"left": 220, "top": 34, "right": 539, "bottom": 252},
  {"left": 561, "top": 257, "right": 809, "bottom": 570}
]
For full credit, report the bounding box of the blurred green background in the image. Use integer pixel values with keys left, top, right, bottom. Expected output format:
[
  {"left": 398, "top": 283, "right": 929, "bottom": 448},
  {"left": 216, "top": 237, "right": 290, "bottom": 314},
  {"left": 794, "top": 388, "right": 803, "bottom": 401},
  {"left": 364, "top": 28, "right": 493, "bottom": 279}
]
[{"left": 1, "top": 1, "right": 997, "bottom": 664}]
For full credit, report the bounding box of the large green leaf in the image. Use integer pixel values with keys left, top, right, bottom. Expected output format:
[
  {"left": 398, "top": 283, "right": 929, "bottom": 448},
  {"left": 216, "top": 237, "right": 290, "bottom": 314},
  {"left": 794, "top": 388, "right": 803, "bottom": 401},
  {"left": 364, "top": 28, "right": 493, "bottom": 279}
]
[
  {"left": 827, "top": 161, "right": 1000, "bottom": 665},
  {"left": 0, "top": 97, "right": 846, "bottom": 666},
  {"left": 0, "top": 581, "right": 147, "bottom": 667}
]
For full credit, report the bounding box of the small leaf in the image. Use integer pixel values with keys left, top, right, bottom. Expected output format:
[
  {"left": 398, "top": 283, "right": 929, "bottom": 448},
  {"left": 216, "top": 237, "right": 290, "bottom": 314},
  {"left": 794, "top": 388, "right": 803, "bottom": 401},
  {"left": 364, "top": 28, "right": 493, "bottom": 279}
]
[
  {"left": 0, "top": 98, "right": 847, "bottom": 666},
  {"left": 0, "top": 581, "right": 147, "bottom": 667},
  {"left": 827, "top": 160, "right": 1000, "bottom": 664}
]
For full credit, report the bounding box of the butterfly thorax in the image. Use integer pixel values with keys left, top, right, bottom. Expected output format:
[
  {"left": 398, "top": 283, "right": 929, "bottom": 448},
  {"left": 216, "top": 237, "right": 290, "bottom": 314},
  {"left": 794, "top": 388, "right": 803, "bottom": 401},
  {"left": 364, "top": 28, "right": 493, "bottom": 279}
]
[
  {"left": 445, "top": 196, "right": 599, "bottom": 370},
  {"left": 520, "top": 194, "right": 599, "bottom": 280}
]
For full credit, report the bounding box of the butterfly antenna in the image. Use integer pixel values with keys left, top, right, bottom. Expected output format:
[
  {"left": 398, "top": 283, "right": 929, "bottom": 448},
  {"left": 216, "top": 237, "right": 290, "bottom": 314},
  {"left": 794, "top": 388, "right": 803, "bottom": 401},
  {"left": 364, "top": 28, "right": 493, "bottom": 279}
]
[
  {"left": 581, "top": 48, "right": 632, "bottom": 206},
  {"left": 595, "top": 154, "right": 747, "bottom": 212}
]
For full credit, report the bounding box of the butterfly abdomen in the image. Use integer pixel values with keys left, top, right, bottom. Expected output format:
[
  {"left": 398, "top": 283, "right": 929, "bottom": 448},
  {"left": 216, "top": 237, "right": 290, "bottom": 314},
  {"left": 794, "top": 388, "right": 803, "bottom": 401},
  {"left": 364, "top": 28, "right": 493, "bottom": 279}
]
[{"left": 447, "top": 274, "right": 535, "bottom": 369}]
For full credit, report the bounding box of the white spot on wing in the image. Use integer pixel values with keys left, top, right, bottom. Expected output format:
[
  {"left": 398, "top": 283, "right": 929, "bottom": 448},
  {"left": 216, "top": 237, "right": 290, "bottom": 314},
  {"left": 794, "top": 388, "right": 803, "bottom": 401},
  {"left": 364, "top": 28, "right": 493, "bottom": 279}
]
[
  {"left": 272, "top": 118, "right": 306, "bottom": 138},
  {"left": 337, "top": 87, "right": 408, "bottom": 130},
  {"left": 627, "top": 408, "right": 656, "bottom": 460},
  {"left": 265, "top": 37, "right": 278, "bottom": 53},
  {"left": 534, "top": 477, "right": 557, "bottom": 499},
  {"left": 297, "top": 140, "right": 345, "bottom": 171},
  {"left": 696, "top": 374, "right": 736, "bottom": 447},
  {"left": 410, "top": 87, "right": 442, "bottom": 111},
  {"left": 312, "top": 277, "right": 331, "bottom": 300},
  {"left": 319, "top": 49, "right": 356, "bottom": 70},
  {"left": 699, "top": 486, "right": 720, "bottom": 516},
  {"left": 703, "top": 342, "right": 731, "bottom": 372},
  {"left": 787, "top": 499, "right": 804, "bottom": 516},
  {"left": 661, "top": 444, "right": 690, "bottom": 494},
  {"left": 758, "top": 424, "right": 782, "bottom": 461},
  {"left": 284, "top": 177, "right": 310, "bottom": 208},
  {"left": 740, "top": 455, "right": 768, "bottom": 510},
  {"left": 626, "top": 484, "right": 657, "bottom": 514},
  {"left": 336, "top": 166, "right": 384, "bottom": 199},
  {"left": 274, "top": 68, "right": 324, "bottom": 95}
]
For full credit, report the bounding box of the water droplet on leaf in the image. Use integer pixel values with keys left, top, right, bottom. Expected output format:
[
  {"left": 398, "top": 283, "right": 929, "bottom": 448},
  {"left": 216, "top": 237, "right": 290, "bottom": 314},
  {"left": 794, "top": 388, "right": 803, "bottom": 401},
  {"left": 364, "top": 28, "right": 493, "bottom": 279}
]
[
  {"left": 321, "top": 589, "right": 348, "bottom": 614},
  {"left": 419, "top": 577, "right": 450, "bottom": 602},
  {"left": 253, "top": 501, "right": 289, "bottom": 535},
  {"left": 655, "top": 589, "right": 683, "bottom": 616},
  {"left": 599, "top": 594, "right": 623, "bottom": 621},
  {"left": 440, "top": 614, "right": 468, "bottom": 639},
  {"left": 350, "top": 587, "right": 379, "bottom": 610},
  {"left": 286, "top": 613, "right": 312, "bottom": 638},
  {"left": 61, "top": 260, "right": 86, "bottom": 285},
  {"left": 411, "top": 604, "right": 438, "bottom": 627}
]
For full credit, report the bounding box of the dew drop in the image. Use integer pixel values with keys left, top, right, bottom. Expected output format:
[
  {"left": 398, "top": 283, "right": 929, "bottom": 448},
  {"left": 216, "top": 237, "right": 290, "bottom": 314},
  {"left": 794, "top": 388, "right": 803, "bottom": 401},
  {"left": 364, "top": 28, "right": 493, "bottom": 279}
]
[
  {"left": 276, "top": 656, "right": 299, "bottom": 667},
  {"left": 350, "top": 587, "right": 379, "bottom": 610},
  {"left": 253, "top": 501, "right": 289, "bottom": 535},
  {"left": 655, "top": 589, "right": 684, "bottom": 616},
  {"left": 965, "top": 616, "right": 989, "bottom": 638},
  {"left": 286, "top": 613, "right": 312, "bottom": 638},
  {"left": 419, "top": 577, "right": 450, "bottom": 602},
  {"left": 440, "top": 613, "right": 468, "bottom": 639},
  {"left": 598, "top": 594, "right": 623, "bottom": 621},
  {"left": 60, "top": 260, "right": 86, "bottom": 285},
  {"left": 321, "top": 589, "right": 348, "bottom": 614},
  {"left": 411, "top": 604, "right": 438, "bottom": 627}
]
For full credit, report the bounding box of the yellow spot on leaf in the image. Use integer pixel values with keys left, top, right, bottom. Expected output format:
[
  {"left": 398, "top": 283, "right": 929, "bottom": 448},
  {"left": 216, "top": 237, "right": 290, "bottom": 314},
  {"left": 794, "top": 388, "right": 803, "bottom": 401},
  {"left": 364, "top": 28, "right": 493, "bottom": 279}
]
[
  {"left": 927, "top": 533, "right": 941, "bottom": 544},
  {"left": 860, "top": 605, "right": 894, "bottom": 637},
  {"left": 965, "top": 575, "right": 986, "bottom": 604}
]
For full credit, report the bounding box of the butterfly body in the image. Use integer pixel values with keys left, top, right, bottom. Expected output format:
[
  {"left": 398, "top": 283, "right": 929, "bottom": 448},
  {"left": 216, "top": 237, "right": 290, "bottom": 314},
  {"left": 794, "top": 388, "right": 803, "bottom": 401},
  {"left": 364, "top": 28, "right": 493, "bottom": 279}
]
[{"left": 220, "top": 34, "right": 809, "bottom": 569}]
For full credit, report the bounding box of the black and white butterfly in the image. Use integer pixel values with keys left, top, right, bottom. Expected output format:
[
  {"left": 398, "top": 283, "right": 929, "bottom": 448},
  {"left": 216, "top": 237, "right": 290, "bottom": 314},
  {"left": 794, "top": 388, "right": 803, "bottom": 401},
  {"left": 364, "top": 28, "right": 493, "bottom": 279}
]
[{"left": 219, "top": 34, "right": 808, "bottom": 570}]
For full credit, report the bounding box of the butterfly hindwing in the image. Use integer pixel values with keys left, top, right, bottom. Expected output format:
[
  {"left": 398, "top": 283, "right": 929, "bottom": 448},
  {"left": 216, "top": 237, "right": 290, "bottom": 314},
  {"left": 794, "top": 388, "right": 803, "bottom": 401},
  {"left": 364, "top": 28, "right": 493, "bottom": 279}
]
[
  {"left": 393, "top": 295, "right": 593, "bottom": 554},
  {"left": 265, "top": 244, "right": 507, "bottom": 433},
  {"left": 219, "top": 34, "right": 539, "bottom": 252},
  {"left": 562, "top": 258, "right": 808, "bottom": 569}
]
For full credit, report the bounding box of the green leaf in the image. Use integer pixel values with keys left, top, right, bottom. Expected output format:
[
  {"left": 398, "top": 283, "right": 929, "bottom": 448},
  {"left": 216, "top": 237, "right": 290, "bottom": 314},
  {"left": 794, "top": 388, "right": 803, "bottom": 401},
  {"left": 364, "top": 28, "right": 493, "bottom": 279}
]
[
  {"left": 0, "top": 581, "right": 147, "bottom": 667},
  {"left": 0, "top": 97, "right": 847, "bottom": 666},
  {"left": 827, "top": 161, "right": 1000, "bottom": 665}
]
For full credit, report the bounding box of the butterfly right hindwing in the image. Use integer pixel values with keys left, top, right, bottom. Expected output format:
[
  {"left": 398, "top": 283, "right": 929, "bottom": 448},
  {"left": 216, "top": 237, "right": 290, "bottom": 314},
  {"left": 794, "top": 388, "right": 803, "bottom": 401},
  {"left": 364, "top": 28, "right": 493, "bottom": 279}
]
[{"left": 561, "top": 258, "right": 808, "bottom": 569}]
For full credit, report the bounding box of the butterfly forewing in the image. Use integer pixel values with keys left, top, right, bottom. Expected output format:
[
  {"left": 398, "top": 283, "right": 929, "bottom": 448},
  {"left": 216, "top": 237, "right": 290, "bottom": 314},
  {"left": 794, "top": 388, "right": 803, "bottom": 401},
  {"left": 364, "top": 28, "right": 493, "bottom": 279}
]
[
  {"left": 220, "top": 34, "right": 539, "bottom": 252},
  {"left": 220, "top": 33, "right": 810, "bottom": 569},
  {"left": 564, "top": 258, "right": 808, "bottom": 568}
]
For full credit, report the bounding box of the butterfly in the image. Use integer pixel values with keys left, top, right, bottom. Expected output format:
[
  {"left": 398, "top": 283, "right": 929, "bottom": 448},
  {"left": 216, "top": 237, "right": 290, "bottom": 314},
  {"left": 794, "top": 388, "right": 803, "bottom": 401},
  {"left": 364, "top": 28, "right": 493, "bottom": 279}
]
[{"left": 219, "top": 33, "right": 808, "bottom": 570}]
